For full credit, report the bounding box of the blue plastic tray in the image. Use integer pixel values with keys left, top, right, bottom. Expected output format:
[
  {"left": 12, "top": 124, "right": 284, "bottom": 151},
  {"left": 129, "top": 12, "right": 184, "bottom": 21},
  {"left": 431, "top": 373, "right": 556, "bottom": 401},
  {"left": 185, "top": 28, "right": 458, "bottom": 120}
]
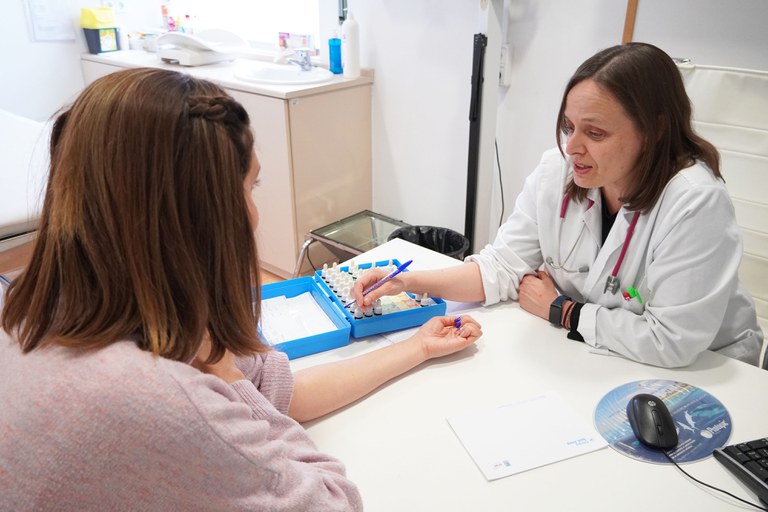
[
  {"left": 259, "top": 259, "right": 447, "bottom": 359},
  {"left": 260, "top": 276, "right": 351, "bottom": 360}
]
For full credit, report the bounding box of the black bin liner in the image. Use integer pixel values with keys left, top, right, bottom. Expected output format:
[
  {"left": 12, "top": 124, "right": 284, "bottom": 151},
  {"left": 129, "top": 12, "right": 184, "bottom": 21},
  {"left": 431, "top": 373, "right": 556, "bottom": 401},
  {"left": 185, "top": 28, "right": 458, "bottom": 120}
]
[{"left": 388, "top": 226, "right": 470, "bottom": 260}]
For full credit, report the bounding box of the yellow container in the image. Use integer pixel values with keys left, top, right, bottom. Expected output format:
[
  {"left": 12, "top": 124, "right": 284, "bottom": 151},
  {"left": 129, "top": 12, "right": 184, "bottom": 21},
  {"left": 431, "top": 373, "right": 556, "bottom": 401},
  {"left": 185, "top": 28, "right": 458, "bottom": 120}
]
[
  {"left": 81, "top": 8, "right": 119, "bottom": 54},
  {"left": 80, "top": 7, "right": 115, "bottom": 29}
]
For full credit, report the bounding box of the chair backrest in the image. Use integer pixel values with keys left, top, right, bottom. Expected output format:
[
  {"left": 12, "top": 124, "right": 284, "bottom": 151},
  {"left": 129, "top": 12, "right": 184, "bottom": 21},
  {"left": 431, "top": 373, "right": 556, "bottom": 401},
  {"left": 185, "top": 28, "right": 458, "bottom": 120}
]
[{"left": 677, "top": 62, "right": 768, "bottom": 364}]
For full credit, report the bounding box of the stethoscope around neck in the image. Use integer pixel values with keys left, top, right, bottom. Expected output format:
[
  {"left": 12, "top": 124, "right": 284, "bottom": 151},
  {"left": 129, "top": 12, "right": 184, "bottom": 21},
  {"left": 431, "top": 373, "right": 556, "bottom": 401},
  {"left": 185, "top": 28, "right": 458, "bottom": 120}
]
[{"left": 546, "top": 194, "right": 640, "bottom": 294}]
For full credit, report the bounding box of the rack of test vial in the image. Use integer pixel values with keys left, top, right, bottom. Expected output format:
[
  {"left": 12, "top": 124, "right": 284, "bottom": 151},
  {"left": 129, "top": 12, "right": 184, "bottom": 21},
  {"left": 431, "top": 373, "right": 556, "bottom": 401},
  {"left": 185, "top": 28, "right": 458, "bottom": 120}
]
[{"left": 315, "top": 259, "right": 446, "bottom": 338}]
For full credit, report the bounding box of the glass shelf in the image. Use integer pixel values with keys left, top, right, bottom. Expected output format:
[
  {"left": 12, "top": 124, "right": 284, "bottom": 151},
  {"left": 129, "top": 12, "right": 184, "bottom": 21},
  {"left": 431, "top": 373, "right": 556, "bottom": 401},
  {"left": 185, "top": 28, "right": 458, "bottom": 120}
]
[
  {"left": 293, "top": 210, "right": 410, "bottom": 277},
  {"left": 310, "top": 210, "right": 410, "bottom": 254}
]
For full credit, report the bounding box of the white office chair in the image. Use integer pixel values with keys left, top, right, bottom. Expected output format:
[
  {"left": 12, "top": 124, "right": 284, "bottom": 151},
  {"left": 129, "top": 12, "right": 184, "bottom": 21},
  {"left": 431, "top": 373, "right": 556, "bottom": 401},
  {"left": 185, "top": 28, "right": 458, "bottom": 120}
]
[{"left": 677, "top": 62, "right": 768, "bottom": 368}]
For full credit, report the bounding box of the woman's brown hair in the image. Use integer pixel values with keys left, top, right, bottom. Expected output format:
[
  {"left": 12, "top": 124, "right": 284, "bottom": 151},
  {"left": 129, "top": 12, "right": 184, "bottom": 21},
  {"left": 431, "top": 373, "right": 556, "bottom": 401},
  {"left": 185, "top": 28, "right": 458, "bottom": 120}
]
[
  {"left": 555, "top": 42, "right": 721, "bottom": 212},
  {"left": 2, "top": 67, "right": 265, "bottom": 363}
]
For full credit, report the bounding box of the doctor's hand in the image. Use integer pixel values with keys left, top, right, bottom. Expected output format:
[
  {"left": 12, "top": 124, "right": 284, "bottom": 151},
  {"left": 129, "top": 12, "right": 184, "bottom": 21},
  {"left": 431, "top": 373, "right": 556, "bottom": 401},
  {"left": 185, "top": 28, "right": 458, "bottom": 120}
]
[
  {"left": 518, "top": 270, "right": 559, "bottom": 321},
  {"left": 406, "top": 315, "right": 483, "bottom": 360},
  {"left": 351, "top": 267, "right": 406, "bottom": 308}
]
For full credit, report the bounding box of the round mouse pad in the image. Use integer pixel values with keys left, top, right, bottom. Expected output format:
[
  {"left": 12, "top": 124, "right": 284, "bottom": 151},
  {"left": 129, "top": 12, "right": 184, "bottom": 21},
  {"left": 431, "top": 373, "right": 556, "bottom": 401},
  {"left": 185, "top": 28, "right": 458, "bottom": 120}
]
[{"left": 594, "top": 379, "right": 731, "bottom": 464}]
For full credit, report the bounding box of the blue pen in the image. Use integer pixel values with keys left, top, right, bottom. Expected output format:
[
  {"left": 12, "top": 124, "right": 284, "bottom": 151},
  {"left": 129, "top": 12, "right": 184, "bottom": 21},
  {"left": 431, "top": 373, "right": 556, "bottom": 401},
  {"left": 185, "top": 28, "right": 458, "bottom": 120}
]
[{"left": 343, "top": 259, "right": 413, "bottom": 309}]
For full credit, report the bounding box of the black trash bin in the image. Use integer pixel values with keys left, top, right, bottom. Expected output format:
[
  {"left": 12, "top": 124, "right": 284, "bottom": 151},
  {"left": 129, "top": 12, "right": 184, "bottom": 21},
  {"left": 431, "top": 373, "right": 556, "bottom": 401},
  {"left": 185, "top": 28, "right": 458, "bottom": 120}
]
[{"left": 388, "top": 226, "right": 470, "bottom": 260}]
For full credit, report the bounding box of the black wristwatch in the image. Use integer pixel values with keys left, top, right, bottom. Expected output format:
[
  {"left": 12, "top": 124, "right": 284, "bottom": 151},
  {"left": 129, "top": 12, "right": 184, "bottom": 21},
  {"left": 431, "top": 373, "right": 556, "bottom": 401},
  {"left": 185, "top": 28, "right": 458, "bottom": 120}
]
[{"left": 549, "top": 295, "right": 571, "bottom": 326}]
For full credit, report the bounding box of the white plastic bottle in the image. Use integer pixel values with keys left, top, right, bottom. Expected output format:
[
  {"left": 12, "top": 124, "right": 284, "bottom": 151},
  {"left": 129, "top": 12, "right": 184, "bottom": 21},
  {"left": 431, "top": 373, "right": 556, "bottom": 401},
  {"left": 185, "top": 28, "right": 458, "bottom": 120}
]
[{"left": 341, "top": 10, "right": 360, "bottom": 79}]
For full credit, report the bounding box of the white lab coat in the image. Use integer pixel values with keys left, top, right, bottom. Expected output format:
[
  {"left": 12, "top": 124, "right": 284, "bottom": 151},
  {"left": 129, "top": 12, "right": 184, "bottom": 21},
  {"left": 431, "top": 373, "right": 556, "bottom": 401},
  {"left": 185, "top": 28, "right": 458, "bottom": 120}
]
[{"left": 468, "top": 148, "right": 763, "bottom": 368}]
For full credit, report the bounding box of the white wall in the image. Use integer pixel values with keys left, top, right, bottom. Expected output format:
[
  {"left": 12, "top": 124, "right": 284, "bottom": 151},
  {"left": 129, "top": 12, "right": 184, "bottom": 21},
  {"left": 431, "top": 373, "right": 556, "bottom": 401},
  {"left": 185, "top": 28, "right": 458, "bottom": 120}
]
[
  {"left": 1, "top": 0, "right": 85, "bottom": 121},
  {"left": 348, "top": 0, "right": 479, "bottom": 235},
  {"left": 353, "top": 0, "right": 768, "bottom": 247},
  {"left": 491, "top": 0, "right": 768, "bottom": 244},
  {"left": 0, "top": 0, "right": 312, "bottom": 121},
  {"left": 3, "top": 0, "right": 767, "bottom": 247},
  {"left": 633, "top": 0, "right": 768, "bottom": 70},
  {"left": 492, "top": 0, "right": 627, "bottom": 234}
]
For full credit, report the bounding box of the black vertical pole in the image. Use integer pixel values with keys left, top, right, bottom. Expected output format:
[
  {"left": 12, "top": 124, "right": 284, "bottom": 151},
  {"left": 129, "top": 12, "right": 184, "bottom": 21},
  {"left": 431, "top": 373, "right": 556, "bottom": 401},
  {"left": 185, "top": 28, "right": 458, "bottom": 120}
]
[{"left": 464, "top": 33, "right": 487, "bottom": 255}]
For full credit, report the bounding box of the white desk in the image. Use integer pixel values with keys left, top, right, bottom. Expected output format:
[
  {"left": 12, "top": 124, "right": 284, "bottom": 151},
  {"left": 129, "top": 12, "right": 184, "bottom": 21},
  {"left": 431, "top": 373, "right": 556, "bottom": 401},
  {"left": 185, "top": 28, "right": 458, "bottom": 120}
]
[{"left": 290, "top": 238, "right": 768, "bottom": 511}]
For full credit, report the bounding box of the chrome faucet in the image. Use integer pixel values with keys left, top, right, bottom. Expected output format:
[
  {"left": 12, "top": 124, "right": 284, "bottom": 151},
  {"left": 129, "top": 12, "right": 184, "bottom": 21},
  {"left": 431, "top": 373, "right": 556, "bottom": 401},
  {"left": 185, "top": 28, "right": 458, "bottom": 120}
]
[{"left": 287, "top": 49, "right": 313, "bottom": 71}]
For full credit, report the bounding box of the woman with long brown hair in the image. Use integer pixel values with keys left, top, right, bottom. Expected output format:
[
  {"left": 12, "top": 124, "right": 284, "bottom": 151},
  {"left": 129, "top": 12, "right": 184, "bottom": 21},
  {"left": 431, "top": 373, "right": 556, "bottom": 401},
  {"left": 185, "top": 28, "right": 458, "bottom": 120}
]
[{"left": 0, "top": 67, "right": 482, "bottom": 511}]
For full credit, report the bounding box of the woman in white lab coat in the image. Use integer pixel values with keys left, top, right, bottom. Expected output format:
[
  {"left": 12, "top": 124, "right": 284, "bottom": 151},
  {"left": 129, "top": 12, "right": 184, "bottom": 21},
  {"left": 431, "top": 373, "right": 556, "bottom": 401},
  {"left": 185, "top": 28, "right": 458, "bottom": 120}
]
[{"left": 352, "top": 42, "right": 764, "bottom": 369}]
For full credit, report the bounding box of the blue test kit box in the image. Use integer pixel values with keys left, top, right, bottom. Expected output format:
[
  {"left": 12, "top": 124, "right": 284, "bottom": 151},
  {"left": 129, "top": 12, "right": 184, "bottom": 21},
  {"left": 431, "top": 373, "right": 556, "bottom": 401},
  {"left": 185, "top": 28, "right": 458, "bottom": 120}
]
[{"left": 259, "top": 259, "right": 447, "bottom": 359}]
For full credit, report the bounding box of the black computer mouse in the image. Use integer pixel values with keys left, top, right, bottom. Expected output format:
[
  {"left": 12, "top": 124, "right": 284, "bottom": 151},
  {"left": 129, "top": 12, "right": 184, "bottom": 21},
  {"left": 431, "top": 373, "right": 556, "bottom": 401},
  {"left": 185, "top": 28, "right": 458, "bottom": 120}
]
[{"left": 626, "top": 393, "right": 679, "bottom": 450}]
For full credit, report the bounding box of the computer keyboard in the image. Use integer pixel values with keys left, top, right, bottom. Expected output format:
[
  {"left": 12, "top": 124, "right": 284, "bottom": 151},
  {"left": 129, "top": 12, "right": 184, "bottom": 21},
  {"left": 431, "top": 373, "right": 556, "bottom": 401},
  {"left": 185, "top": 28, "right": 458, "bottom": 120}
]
[{"left": 713, "top": 437, "right": 768, "bottom": 505}]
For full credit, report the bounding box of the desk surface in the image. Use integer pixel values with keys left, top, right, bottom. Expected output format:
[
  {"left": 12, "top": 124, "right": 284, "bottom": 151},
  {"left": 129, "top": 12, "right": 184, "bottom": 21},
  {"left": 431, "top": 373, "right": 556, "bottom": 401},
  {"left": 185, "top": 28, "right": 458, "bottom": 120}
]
[{"left": 290, "top": 238, "right": 768, "bottom": 511}]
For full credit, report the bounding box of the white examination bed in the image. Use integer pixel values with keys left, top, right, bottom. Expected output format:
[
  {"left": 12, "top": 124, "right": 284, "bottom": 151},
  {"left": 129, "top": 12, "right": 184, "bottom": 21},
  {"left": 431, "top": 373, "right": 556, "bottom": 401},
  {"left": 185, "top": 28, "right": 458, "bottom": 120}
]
[{"left": 0, "top": 109, "right": 50, "bottom": 250}]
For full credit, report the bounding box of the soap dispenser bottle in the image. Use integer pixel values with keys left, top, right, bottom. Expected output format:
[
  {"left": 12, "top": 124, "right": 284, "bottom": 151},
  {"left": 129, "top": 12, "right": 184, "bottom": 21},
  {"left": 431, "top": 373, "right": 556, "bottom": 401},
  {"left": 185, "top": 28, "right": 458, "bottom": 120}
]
[
  {"left": 329, "top": 30, "right": 342, "bottom": 74},
  {"left": 341, "top": 10, "right": 360, "bottom": 78}
]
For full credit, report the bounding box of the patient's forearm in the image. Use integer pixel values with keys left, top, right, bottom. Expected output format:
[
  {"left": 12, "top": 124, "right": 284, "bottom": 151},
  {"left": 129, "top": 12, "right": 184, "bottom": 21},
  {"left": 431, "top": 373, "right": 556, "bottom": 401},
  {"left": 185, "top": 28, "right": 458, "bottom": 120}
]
[{"left": 288, "top": 339, "right": 426, "bottom": 423}]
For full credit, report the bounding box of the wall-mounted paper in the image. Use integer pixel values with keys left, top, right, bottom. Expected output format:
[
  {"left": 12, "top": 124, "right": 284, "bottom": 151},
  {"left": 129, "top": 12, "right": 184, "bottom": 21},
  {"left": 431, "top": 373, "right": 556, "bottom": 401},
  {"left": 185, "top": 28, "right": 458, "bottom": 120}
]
[{"left": 26, "top": 0, "right": 76, "bottom": 42}]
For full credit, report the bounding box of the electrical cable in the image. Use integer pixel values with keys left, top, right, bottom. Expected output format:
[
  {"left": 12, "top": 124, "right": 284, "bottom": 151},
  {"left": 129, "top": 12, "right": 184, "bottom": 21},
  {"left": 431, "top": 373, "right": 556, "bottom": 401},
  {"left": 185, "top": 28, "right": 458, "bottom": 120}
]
[
  {"left": 663, "top": 451, "right": 768, "bottom": 511},
  {"left": 306, "top": 251, "right": 318, "bottom": 272},
  {"left": 495, "top": 139, "right": 505, "bottom": 228}
]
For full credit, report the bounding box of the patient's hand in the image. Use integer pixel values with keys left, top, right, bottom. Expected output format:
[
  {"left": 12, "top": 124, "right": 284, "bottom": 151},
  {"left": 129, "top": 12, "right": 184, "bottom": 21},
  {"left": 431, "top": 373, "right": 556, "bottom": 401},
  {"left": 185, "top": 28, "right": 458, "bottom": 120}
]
[{"left": 409, "top": 314, "right": 482, "bottom": 360}]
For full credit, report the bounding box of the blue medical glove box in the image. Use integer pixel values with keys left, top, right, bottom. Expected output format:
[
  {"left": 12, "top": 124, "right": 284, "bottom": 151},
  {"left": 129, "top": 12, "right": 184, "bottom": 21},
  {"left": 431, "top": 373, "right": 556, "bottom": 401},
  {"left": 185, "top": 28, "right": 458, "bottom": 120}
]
[{"left": 259, "top": 259, "right": 447, "bottom": 359}]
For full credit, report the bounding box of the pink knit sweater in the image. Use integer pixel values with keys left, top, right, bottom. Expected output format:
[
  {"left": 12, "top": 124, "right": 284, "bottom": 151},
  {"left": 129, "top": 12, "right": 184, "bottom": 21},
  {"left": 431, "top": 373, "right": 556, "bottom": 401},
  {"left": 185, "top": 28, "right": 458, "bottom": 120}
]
[{"left": 0, "top": 330, "right": 362, "bottom": 511}]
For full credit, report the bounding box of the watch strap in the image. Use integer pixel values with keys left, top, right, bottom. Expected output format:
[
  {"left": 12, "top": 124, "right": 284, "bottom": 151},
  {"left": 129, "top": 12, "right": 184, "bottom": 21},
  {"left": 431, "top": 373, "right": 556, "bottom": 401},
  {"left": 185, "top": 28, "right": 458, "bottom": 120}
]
[{"left": 548, "top": 294, "right": 571, "bottom": 326}]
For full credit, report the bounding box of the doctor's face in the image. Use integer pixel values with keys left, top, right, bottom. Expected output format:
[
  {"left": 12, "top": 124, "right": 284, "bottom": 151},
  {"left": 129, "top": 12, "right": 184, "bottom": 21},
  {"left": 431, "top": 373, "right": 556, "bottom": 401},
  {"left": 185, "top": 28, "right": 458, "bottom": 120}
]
[{"left": 563, "top": 79, "right": 644, "bottom": 201}]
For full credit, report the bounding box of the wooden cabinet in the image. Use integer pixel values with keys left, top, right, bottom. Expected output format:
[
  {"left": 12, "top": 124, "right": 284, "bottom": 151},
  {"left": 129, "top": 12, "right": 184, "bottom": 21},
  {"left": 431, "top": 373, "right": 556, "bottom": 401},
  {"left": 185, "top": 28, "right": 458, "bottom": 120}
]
[
  {"left": 81, "top": 53, "right": 372, "bottom": 278},
  {"left": 228, "top": 86, "right": 371, "bottom": 278}
]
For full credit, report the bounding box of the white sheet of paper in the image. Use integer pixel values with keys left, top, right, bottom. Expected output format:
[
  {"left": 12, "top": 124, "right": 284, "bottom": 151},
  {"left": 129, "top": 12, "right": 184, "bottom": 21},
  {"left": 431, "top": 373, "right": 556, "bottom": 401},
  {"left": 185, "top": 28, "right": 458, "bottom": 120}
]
[
  {"left": 447, "top": 390, "right": 607, "bottom": 481},
  {"left": 260, "top": 292, "right": 337, "bottom": 345}
]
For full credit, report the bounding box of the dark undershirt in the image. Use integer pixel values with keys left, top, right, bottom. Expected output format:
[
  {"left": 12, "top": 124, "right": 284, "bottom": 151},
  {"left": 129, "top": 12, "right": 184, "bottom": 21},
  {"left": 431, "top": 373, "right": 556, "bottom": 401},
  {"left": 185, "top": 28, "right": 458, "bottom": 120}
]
[
  {"left": 601, "top": 194, "right": 618, "bottom": 245},
  {"left": 568, "top": 194, "right": 617, "bottom": 342}
]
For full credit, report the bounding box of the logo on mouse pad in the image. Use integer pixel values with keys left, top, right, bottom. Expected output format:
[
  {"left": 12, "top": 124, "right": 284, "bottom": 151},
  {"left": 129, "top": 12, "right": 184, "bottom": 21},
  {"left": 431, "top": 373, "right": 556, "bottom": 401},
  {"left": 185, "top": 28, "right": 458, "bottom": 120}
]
[{"left": 594, "top": 380, "right": 731, "bottom": 464}]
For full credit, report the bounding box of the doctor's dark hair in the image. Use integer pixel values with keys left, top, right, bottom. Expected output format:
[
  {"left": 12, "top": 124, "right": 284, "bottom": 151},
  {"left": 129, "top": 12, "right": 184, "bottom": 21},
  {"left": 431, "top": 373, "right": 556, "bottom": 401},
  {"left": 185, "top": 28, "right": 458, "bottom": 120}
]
[
  {"left": 555, "top": 42, "right": 721, "bottom": 212},
  {"left": 2, "top": 67, "right": 266, "bottom": 363}
]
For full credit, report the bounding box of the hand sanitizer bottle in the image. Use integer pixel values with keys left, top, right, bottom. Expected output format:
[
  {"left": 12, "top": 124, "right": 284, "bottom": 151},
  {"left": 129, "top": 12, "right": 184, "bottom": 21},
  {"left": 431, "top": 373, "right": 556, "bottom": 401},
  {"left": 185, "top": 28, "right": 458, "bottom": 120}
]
[
  {"left": 341, "top": 11, "right": 360, "bottom": 78},
  {"left": 329, "top": 31, "right": 342, "bottom": 74}
]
